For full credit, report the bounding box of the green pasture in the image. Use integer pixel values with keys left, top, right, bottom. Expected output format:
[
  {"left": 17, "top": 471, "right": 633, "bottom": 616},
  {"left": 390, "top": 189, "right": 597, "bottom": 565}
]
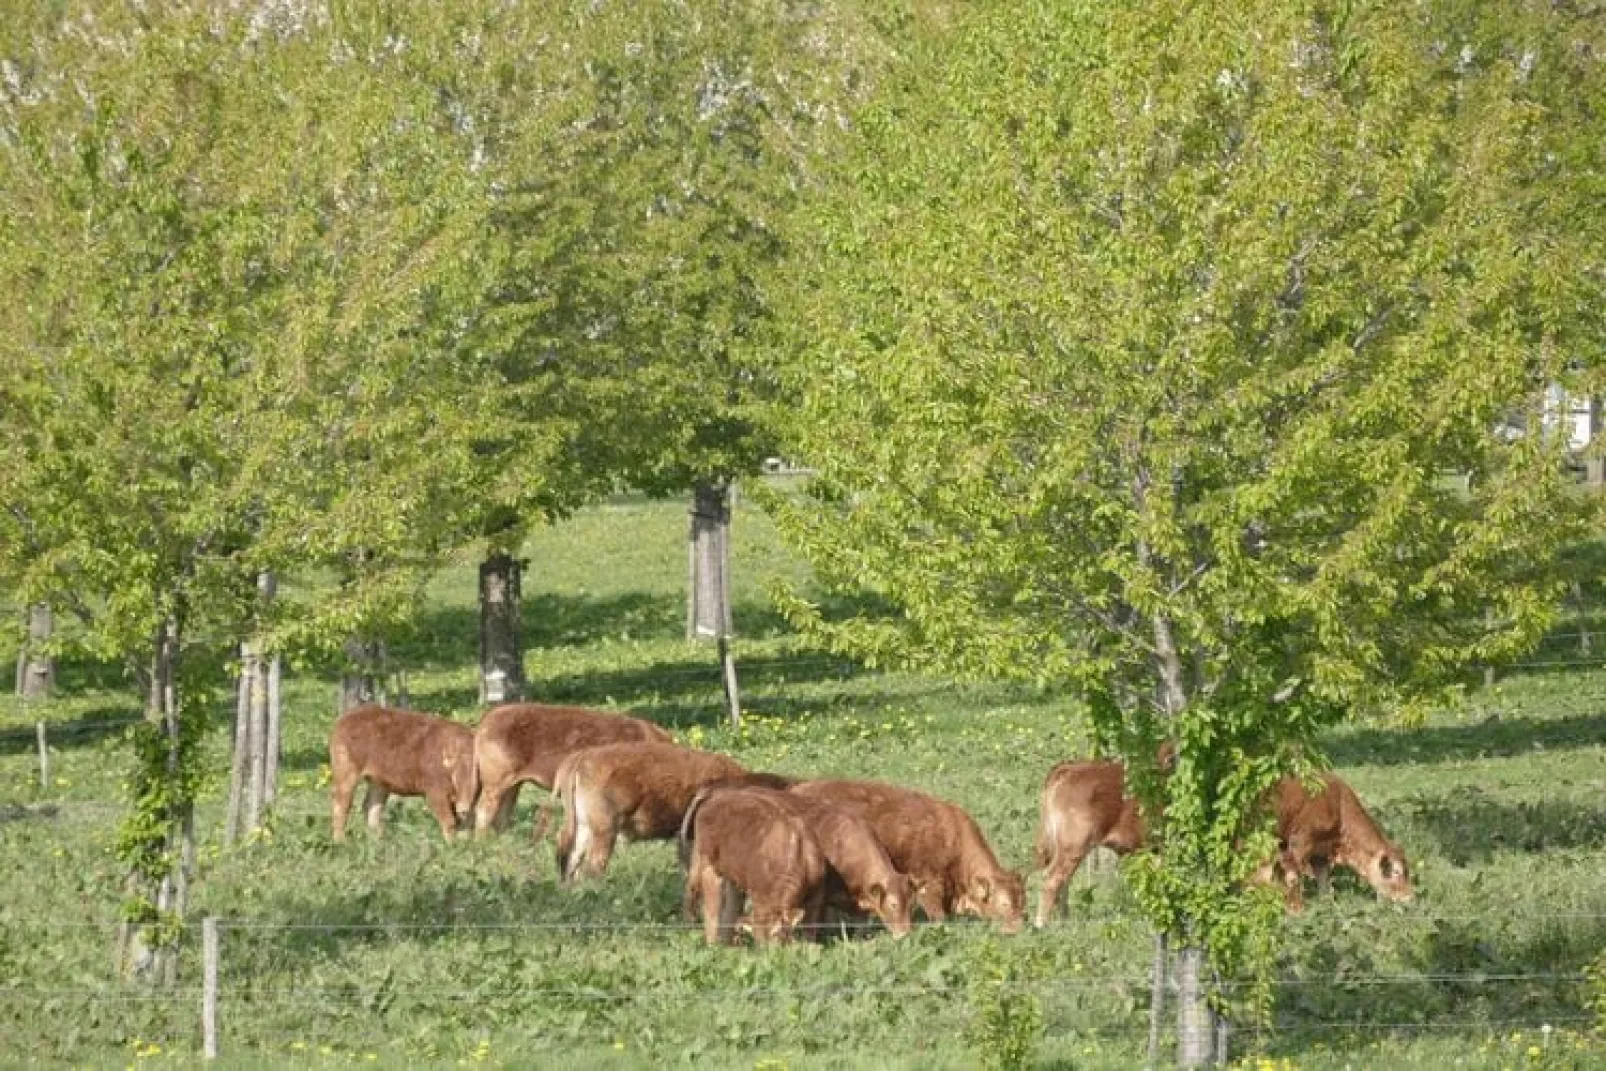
[{"left": 1, "top": 496, "right": 1604, "bottom": 1068}]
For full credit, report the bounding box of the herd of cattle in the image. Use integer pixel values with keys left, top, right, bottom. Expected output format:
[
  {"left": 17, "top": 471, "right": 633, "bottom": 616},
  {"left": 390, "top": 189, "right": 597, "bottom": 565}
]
[{"left": 328, "top": 702, "right": 1415, "bottom": 944}]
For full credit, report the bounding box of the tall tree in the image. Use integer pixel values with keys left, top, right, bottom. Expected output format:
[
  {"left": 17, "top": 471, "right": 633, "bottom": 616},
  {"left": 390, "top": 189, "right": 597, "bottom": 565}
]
[
  {"left": 0, "top": 0, "right": 511, "bottom": 969},
  {"left": 480, "top": 0, "right": 890, "bottom": 656},
  {"left": 766, "top": 1, "right": 1606, "bottom": 1062}
]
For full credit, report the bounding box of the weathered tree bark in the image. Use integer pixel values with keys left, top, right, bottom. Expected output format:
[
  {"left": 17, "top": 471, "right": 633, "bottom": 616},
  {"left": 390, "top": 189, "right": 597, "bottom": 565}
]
[
  {"left": 338, "top": 636, "right": 384, "bottom": 713},
  {"left": 687, "top": 482, "right": 734, "bottom": 640},
  {"left": 263, "top": 647, "right": 281, "bottom": 806},
  {"left": 1588, "top": 397, "right": 1605, "bottom": 486},
  {"left": 15, "top": 603, "right": 53, "bottom": 701},
  {"left": 227, "top": 572, "right": 280, "bottom": 841},
  {"left": 1175, "top": 948, "right": 1216, "bottom": 1068},
  {"left": 478, "top": 551, "right": 525, "bottom": 704},
  {"left": 224, "top": 658, "right": 251, "bottom": 845},
  {"left": 244, "top": 639, "right": 269, "bottom": 832},
  {"left": 1147, "top": 930, "right": 1168, "bottom": 1067},
  {"left": 718, "top": 634, "right": 741, "bottom": 728}
]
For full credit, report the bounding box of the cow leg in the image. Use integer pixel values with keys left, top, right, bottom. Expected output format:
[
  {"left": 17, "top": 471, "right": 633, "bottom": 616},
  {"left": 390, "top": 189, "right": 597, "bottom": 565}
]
[
  {"left": 683, "top": 851, "right": 708, "bottom": 923},
  {"left": 580, "top": 826, "right": 617, "bottom": 879},
  {"left": 473, "top": 778, "right": 508, "bottom": 838},
  {"left": 1310, "top": 856, "right": 1334, "bottom": 897},
  {"left": 530, "top": 794, "right": 557, "bottom": 842},
  {"left": 330, "top": 770, "right": 360, "bottom": 843},
  {"left": 718, "top": 878, "right": 747, "bottom": 945},
  {"left": 699, "top": 867, "right": 731, "bottom": 945},
  {"left": 1280, "top": 838, "right": 1312, "bottom": 913},
  {"left": 1035, "top": 847, "right": 1086, "bottom": 929},
  {"left": 426, "top": 789, "right": 459, "bottom": 842},
  {"left": 799, "top": 884, "right": 827, "bottom": 944},
  {"left": 363, "top": 784, "right": 390, "bottom": 836}
]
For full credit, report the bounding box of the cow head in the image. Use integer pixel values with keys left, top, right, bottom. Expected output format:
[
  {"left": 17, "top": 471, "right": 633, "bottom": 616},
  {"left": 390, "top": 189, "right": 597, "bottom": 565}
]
[
  {"left": 961, "top": 871, "right": 1027, "bottom": 934},
  {"left": 1368, "top": 847, "right": 1414, "bottom": 903},
  {"left": 861, "top": 874, "right": 916, "bottom": 938}
]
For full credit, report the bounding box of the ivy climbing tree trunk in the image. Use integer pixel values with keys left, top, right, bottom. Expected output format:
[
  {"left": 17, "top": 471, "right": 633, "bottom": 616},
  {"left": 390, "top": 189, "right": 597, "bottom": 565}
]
[
  {"left": 118, "top": 614, "right": 194, "bottom": 987},
  {"left": 478, "top": 551, "right": 525, "bottom": 704},
  {"left": 14, "top": 603, "right": 53, "bottom": 701}
]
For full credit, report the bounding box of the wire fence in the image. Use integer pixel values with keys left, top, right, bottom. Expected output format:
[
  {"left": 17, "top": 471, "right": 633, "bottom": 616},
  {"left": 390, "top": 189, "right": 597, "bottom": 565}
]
[{"left": 0, "top": 913, "right": 1598, "bottom": 1064}]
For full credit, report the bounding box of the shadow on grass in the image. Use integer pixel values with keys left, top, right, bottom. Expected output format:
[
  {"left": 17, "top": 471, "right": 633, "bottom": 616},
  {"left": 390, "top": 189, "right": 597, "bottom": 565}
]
[
  {"left": 0, "top": 705, "right": 140, "bottom": 756},
  {"left": 1402, "top": 788, "right": 1606, "bottom": 865},
  {"left": 1326, "top": 710, "right": 1606, "bottom": 768},
  {"left": 238, "top": 850, "right": 690, "bottom": 962},
  {"left": 387, "top": 592, "right": 800, "bottom": 672}
]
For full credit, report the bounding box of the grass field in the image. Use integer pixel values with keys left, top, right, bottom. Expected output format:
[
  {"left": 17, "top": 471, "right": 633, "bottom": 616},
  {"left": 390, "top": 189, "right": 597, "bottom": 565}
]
[{"left": 2, "top": 494, "right": 1604, "bottom": 1068}]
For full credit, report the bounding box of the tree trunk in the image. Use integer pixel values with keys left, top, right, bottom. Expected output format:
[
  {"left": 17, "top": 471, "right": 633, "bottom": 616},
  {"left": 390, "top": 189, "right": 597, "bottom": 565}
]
[
  {"left": 244, "top": 639, "right": 268, "bottom": 832},
  {"left": 228, "top": 572, "right": 280, "bottom": 839},
  {"left": 224, "top": 657, "right": 251, "bottom": 845},
  {"left": 1147, "top": 931, "right": 1168, "bottom": 1067},
  {"left": 478, "top": 551, "right": 525, "bottom": 704},
  {"left": 687, "top": 482, "right": 733, "bottom": 641},
  {"left": 1175, "top": 946, "right": 1219, "bottom": 1067},
  {"left": 338, "top": 636, "right": 384, "bottom": 713},
  {"left": 120, "top": 616, "right": 189, "bottom": 986},
  {"left": 264, "top": 648, "right": 281, "bottom": 805},
  {"left": 1151, "top": 608, "right": 1225, "bottom": 1066},
  {"left": 15, "top": 603, "right": 53, "bottom": 701}
]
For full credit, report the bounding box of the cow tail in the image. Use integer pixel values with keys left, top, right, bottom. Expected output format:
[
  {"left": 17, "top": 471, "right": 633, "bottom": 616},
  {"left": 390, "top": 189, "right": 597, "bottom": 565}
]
[
  {"left": 678, "top": 786, "right": 712, "bottom": 874},
  {"left": 1034, "top": 785, "right": 1057, "bottom": 872},
  {"left": 554, "top": 754, "right": 585, "bottom": 880}
]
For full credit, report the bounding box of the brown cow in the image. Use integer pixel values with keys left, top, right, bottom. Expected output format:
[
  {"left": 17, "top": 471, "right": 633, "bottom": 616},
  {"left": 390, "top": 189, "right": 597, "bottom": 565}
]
[
  {"left": 681, "top": 785, "right": 916, "bottom": 939},
  {"left": 1034, "top": 759, "right": 1148, "bottom": 928},
  {"left": 684, "top": 788, "right": 828, "bottom": 945},
  {"left": 554, "top": 742, "right": 748, "bottom": 882},
  {"left": 790, "top": 779, "right": 1025, "bottom": 933},
  {"left": 1034, "top": 759, "right": 1414, "bottom": 919},
  {"left": 1257, "top": 773, "right": 1415, "bottom": 912},
  {"left": 472, "top": 703, "right": 671, "bottom": 837},
  {"left": 328, "top": 704, "right": 478, "bottom": 842}
]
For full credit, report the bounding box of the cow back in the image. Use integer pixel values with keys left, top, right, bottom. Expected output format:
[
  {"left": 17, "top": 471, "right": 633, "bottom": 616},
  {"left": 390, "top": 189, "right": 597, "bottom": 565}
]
[{"left": 476, "top": 702, "right": 670, "bottom": 789}]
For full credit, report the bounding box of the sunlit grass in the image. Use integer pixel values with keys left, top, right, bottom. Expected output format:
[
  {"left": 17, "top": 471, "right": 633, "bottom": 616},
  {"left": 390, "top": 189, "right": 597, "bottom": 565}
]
[{"left": 1, "top": 494, "right": 1603, "bottom": 1066}]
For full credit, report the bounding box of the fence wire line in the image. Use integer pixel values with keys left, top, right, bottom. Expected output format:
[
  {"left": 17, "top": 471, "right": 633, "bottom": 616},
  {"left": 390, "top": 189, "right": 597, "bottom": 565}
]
[
  {"left": 9, "top": 911, "right": 1606, "bottom": 931},
  {"left": 3, "top": 971, "right": 1588, "bottom": 1003}
]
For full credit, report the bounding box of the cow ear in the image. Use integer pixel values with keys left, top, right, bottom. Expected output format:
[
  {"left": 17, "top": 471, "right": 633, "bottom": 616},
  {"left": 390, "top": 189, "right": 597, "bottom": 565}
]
[
  {"left": 971, "top": 876, "right": 992, "bottom": 903},
  {"left": 868, "top": 882, "right": 886, "bottom": 909}
]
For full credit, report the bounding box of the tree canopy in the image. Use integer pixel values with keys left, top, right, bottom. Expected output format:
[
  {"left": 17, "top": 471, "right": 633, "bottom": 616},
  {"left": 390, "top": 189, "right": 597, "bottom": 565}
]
[{"left": 765, "top": 0, "right": 1606, "bottom": 1039}]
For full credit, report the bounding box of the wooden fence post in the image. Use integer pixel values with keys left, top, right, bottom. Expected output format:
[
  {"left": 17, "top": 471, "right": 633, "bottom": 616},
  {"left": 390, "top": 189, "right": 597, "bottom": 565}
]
[
  {"left": 718, "top": 635, "right": 742, "bottom": 729},
  {"left": 36, "top": 721, "right": 49, "bottom": 789},
  {"left": 202, "top": 916, "right": 219, "bottom": 1060}
]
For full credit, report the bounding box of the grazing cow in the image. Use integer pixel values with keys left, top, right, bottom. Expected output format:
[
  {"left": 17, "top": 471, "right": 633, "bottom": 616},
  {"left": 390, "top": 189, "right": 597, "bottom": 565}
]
[
  {"left": 554, "top": 742, "right": 748, "bottom": 882},
  {"left": 1035, "top": 757, "right": 1414, "bottom": 917},
  {"left": 790, "top": 779, "right": 1025, "bottom": 933},
  {"left": 472, "top": 702, "right": 671, "bottom": 837},
  {"left": 1034, "top": 759, "right": 1148, "bottom": 928},
  {"left": 681, "top": 785, "right": 916, "bottom": 939},
  {"left": 328, "top": 704, "right": 478, "bottom": 841},
  {"left": 684, "top": 788, "right": 828, "bottom": 945},
  {"left": 1257, "top": 773, "right": 1415, "bottom": 912}
]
